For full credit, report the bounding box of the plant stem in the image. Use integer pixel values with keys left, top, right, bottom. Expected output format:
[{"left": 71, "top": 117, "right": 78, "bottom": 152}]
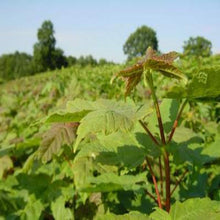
[
  {"left": 167, "top": 100, "right": 187, "bottom": 143},
  {"left": 159, "top": 157, "right": 163, "bottom": 197},
  {"left": 146, "top": 157, "right": 162, "bottom": 209},
  {"left": 170, "top": 169, "right": 188, "bottom": 196},
  {"left": 146, "top": 72, "right": 170, "bottom": 211},
  {"left": 163, "top": 152, "right": 170, "bottom": 212},
  {"left": 139, "top": 120, "right": 160, "bottom": 146},
  {"left": 139, "top": 120, "right": 164, "bottom": 206},
  {"left": 146, "top": 73, "right": 166, "bottom": 145},
  {"left": 145, "top": 189, "right": 158, "bottom": 204}
]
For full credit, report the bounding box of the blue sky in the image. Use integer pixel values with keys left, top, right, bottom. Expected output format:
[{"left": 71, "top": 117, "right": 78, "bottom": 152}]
[{"left": 0, "top": 0, "right": 219, "bottom": 62}]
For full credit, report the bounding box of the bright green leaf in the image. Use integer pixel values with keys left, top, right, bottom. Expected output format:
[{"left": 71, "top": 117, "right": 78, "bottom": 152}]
[{"left": 51, "top": 197, "right": 74, "bottom": 220}]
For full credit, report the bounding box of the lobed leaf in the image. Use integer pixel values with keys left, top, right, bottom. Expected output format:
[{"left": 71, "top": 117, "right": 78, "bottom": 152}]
[
  {"left": 51, "top": 197, "right": 74, "bottom": 220},
  {"left": 165, "top": 66, "right": 220, "bottom": 101},
  {"left": 112, "top": 47, "right": 186, "bottom": 96},
  {"left": 38, "top": 123, "right": 78, "bottom": 163},
  {"left": 150, "top": 198, "right": 220, "bottom": 220},
  {"left": 170, "top": 198, "right": 220, "bottom": 220},
  {"left": 74, "top": 99, "right": 152, "bottom": 151}
]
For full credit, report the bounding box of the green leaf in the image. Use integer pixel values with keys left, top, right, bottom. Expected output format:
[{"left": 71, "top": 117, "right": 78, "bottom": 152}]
[
  {"left": 170, "top": 198, "right": 220, "bottom": 220},
  {"left": 66, "top": 98, "right": 98, "bottom": 112},
  {"left": 150, "top": 198, "right": 220, "bottom": 220},
  {"left": 73, "top": 157, "right": 94, "bottom": 190},
  {"left": 166, "top": 66, "right": 220, "bottom": 101},
  {"left": 19, "top": 198, "right": 44, "bottom": 220},
  {"left": 201, "top": 135, "right": 220, "bottom": 162},
  {"left": 95, "top": 211, "right": 150, "bottom": 220},
  {"left": 187, "top": 67, "right": 220, "bottom": 101},
  {"left": 170, "top": 143, "right": 206, "bottom": 166},
  {"left": 150, "top": 207, "right": 171, "bottom": 220},
  {"left": 74, "top": 99, "right": 152, "bottom": 151},
  {"left": 45, "top": 110, "right": 90, "bottom": 123},
  {"left": 38, "top": 123, "right": 77, "bottom": 163},
  {"left": 0, "top": 146, "right": 15, "bottom": 157},
  {"left": 22, "top": 153, "right": 37, "bottom": 173},
  {"left": 76, "top": 131, "right": 160, "bottom": 170},
  {"left": 81, "top": 172, "right": 147, "bottom": 193},
  {"left": 51, "top": 197, "right": 74, "bottom": 220},
  {"left": 0, "top": 156, "right": 13, "bottom": 179}
]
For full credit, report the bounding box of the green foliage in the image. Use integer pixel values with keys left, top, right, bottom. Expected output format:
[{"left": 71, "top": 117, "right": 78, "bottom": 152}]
[
  {"left": 183, "top": 36, "right": 212, "bottom": 57},
  {"left": 33, "top": 20, "right": 67, "bottom": 72},
  {"left": 0, "top": 51, "right": 34, "bottom": 80},
  {"left": 166, "top": 66, "right": 220, "bottom": 101},
  {"left": 51, "top": 197, "right": 74, "bottom": 220},
  {"left": 65, "top": 99, "right": 152, "bottom": 151},
  {"left": 77, "top": 55, "right": 98, "bottom": 67},
  {"left": 67, "top": 55, "right": 77, "bottom": 66},
  {"left": 150, "top": 198, "right": 220, "bottom": 220},
  {"left": 82, "top": 172, "right": 148, "bottom": 192},
  {"left": 95, "top": 211, "right": 150, "bottom": 220},
  {"left": 0, "top": 55, "right": 220, "bottom": 219},
  {"left": 123, "top": 25, "right": 158, "bottom": 60}
]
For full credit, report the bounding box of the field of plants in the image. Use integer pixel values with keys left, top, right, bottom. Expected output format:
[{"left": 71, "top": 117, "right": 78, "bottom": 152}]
[{"left": 0, "top": 51, "right": 220, "bottom": 219}]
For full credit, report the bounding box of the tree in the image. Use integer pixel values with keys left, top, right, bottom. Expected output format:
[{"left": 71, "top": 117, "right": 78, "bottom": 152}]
[
  {"left": 183, "top": 36, "right": 212, "bottom": 57},
  {"left": 33, "top": 20, "right": 67, "bottom": 72},
  {"left": 0, "top": 51, "right": 34, "bottom": 80},
  {"left": 77, "top": 55, "right": 97, "bottom": 67},
  {"left": 67, "top": 56, "right": 77, "bottom": 66},
  {"left": 123, "top": 25, "right": 158, "bottom": 60},
  {"left": 51, "top": 48, "right": 68, "bottom": 69},
  {"left": 98, "top": 58, "right": 108, "bottom": 65}
]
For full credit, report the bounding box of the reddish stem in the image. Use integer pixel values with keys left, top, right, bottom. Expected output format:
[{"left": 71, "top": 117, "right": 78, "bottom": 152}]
[
  {"left": 167, "top": 100, "right": 187, "bottom": 143},
  {"left": 139, "top": 120, "right": 160, "bottom": 146},
  {"left": 146, "top": 157, "right": 162, "bottom": 209},
  {"left": 154, "top": 101, "right": 166, "bottom": 145},
  {"left": 163, "top": 152, "right": 170, "bottom": 212},
  {"left": 150, "top": 83, "right": 170, "bottom": 211},
  {"left": 159, "top": 157, "right": 164, "bottom": 197}
]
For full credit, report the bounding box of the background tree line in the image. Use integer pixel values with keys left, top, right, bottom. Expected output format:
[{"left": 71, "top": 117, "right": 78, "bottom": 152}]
[
  {"left": 0, "top": 20, "right": 113, "bottom": 81},
  {"left": 0, "top": 21, "right": 213, "bottom": 81}
]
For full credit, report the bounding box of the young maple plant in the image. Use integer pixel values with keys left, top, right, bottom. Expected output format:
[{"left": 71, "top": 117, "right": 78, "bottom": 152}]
[
  {"left": 112, "top": 47, "right": 188, "bottom": 211},
  {"left": 32, "top": 47, "right": 219, "bottom": 218}
]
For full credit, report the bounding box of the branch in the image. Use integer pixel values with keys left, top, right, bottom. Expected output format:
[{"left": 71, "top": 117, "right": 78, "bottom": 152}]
[
  {"left": 139, "top": 120, "right": 160, "bottom": 146},
  {"left": 170, "top": 169, "right": 188, "bottom": 196},
  {"left": 167, "top": 100, "right": 187, "bottom": 143},
  {"left": 163, "top": 152, "right": 170, "bottom": 212},
  {"left": 145, "top": 190, "right": 158, "bottom": 204},
  {"left": 145, "top": 73, "right": 166, "bottom": 145},
  {"left": 159, "top": 157, "right": 163, "bottom": 197},
  {"left": 146, "top": 157, "right": 162, "bottom": 209}
]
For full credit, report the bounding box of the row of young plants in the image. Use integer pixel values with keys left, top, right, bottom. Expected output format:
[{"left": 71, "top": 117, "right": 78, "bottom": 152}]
[{"left": 0, "top": 52, "right": 220, "bottom": 219}]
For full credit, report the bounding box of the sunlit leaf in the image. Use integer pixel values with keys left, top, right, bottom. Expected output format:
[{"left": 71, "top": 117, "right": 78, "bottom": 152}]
[
  {"left": 95, "top": 211, "right": 150, "bottom": 220},
  {"left": 74, "top": 99, "right": 152, "bottom": 151},
  {"left": 45, "top": 110, "right": 90, "bottom": 123},
  {"left": 81, "top": 172, "right": 147, "bottom": 192},
  {"left": 51, "top": 197, "right": 74, "bottom": 220},
  {"left": 165, "top": 66, "right": 220, "bottom": 101}
]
